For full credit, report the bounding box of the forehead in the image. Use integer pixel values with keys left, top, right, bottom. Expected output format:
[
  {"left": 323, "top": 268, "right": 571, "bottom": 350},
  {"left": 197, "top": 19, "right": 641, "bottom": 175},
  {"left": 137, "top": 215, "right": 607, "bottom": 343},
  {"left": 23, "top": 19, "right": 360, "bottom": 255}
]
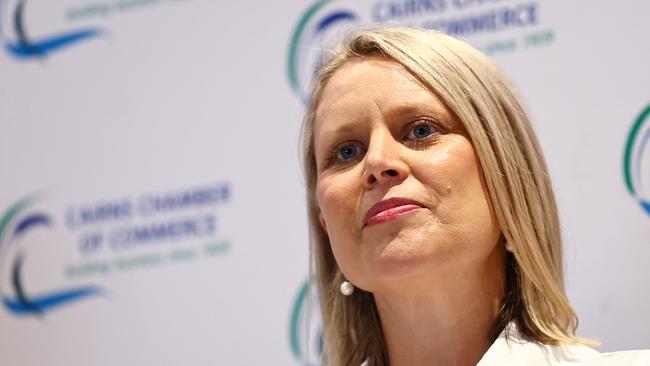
[{"left": 316, "top": 58, "right": 429, "bottom": 117}]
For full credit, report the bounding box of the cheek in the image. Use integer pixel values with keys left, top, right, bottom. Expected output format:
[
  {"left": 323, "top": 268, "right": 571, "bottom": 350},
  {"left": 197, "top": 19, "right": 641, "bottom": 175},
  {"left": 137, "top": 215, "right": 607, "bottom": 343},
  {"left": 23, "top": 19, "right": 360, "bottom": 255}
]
[
  {"left": 316, "top": 175, "right": 358, "bottom": 236},
  {"left": 419, "top": 137, "right": 498, "bottom": 240},
  {"left": 413, "top": 139, "right": 473, "bottom": 196},
  {"left": 449, "top": 141, "right": 499, "bottom": 243},
  {"left": 316, "top": 175, "right": 362, "bottom": 273}
]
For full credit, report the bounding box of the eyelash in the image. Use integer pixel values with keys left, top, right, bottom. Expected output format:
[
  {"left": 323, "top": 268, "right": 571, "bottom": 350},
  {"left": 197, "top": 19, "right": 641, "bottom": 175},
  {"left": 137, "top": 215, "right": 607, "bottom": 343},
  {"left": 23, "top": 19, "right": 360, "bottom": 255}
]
[{"left": 324, "top": 117, "right": 441, "bottom": 168}]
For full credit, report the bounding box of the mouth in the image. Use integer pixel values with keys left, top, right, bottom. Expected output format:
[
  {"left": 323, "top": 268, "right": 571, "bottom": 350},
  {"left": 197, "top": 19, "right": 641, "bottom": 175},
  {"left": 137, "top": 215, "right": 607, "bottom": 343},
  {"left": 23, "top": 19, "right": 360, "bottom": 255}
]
[{"left": 363, "top": 197, "right": 425, "bottom": 228}]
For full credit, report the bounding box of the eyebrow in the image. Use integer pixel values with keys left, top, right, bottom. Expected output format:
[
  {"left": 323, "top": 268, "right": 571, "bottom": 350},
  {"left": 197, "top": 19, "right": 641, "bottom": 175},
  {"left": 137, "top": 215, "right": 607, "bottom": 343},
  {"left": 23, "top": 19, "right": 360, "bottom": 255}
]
[
  {"left": 319, "top": 121, "right": 359, "bottom": 137},
  {"left": 314, "top": 105, "right": 369, "bottom": 141},
  {"left": 382, "top": 103, "right": 450, "bottom": 125},
  {"left": 314, "top": 121, "right": 359, "bottom": 160}
]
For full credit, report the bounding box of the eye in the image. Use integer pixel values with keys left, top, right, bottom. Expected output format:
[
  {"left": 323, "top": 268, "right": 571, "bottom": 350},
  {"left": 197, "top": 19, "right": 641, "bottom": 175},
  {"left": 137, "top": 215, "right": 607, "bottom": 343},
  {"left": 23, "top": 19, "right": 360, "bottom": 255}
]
[
  {"left": 337, "top": 143, "right": 360, "bottom": 161},
  {"left": 407, "top": 123, "right": 435, "bottom": 139},
  {"left": 322, "top": 141, "right": 366, "bottom": 171}
]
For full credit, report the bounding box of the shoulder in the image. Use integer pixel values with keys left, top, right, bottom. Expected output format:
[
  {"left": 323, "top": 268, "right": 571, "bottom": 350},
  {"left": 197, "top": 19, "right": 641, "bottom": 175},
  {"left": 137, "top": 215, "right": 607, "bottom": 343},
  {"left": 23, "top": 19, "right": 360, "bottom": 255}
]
[
  {"left": 360, "top": 326, "right": 650, "bottom": 366},
  {"left": 477, "top": 324, "right": 650, "bottom": 366},
  {"left": 597, "top": 350, "right": 650, "bottom": 366}
]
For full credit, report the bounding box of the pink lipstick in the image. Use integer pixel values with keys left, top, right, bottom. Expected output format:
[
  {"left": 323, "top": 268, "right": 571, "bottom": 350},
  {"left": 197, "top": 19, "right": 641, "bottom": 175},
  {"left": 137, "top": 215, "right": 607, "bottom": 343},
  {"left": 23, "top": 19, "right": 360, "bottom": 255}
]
[{"left": 363, "top": 197, "right": 424, "bottom": 228}]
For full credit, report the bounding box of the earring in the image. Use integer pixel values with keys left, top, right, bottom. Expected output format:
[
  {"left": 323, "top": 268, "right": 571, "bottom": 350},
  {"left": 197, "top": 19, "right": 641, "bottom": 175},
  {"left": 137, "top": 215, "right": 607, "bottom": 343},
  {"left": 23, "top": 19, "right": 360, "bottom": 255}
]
[
  {"left": 505, "top": 242, "right": 514, "bottom": 253},
  {"left": 340, "top": 280, "right": 354, "bottom": 296}
]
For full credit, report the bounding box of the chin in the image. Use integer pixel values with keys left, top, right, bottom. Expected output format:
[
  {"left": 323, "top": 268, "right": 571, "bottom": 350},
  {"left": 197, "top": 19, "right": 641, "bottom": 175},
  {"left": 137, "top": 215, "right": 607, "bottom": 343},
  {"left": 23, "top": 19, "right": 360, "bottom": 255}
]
[
  {"left": 369, "top": 239, "right": 442, "bottom": 286},
  {"left": 359, "top": 226, "right": 456, "bottom": 290},
  {"left": 375, "top": 253, "right": 425, "bottom": 279}
]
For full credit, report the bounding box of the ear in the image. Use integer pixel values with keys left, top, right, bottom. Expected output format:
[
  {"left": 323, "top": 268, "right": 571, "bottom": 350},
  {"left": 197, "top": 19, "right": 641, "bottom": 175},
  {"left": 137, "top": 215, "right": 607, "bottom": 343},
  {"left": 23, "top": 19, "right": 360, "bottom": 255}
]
[{"left": 318, "top": 212, "right": 328, "bottom": 233}]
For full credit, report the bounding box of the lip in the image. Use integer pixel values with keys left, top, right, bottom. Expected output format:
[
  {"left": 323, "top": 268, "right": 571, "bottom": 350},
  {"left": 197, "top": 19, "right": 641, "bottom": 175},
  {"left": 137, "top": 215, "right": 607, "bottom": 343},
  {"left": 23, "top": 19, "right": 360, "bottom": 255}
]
[{"left": 363, "top": 197, "right": 425, "bottom": 228}]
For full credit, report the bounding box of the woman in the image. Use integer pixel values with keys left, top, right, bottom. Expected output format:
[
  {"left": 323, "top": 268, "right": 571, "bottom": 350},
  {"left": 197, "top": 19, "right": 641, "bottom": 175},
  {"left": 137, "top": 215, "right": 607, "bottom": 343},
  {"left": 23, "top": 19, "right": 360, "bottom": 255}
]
[{"left": 301, "top": 27, "right": 649, "bottom": 366}]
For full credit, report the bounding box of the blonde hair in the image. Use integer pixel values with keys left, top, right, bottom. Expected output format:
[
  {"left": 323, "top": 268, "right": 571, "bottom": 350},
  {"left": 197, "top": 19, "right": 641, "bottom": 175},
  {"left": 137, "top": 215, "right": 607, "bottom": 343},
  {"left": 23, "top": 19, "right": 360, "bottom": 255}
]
[{"left": 301, "top": 27, "right": 592, "bottom": 366}]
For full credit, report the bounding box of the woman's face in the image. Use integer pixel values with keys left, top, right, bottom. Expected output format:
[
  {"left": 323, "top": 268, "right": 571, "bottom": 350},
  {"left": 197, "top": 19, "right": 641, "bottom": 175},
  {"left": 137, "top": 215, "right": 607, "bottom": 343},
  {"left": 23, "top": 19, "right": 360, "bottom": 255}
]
[{"left": 313, "top": 57, "right": 502, "bottom": 294}]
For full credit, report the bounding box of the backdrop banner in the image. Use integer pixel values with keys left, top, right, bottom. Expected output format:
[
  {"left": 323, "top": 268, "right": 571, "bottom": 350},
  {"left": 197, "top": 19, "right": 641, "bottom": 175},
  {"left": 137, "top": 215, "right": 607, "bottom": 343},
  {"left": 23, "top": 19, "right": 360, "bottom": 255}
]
[{"left": 1, "top": 0, "right": 648, "bottom": 365}]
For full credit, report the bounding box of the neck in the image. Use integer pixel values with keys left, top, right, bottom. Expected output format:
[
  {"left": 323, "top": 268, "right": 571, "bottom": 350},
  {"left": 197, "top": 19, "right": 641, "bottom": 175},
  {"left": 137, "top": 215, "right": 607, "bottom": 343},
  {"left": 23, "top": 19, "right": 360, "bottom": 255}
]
[{"left": 373, "top": 248, "right": 506, "bottom": 366}]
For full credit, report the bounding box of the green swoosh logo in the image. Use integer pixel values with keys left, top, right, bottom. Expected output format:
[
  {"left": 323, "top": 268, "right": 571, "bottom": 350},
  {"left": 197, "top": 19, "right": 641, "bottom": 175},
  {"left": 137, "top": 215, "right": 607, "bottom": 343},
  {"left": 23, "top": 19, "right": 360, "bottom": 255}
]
[{"left": 287, "top": 0, "right": 332, "bottom": 98}]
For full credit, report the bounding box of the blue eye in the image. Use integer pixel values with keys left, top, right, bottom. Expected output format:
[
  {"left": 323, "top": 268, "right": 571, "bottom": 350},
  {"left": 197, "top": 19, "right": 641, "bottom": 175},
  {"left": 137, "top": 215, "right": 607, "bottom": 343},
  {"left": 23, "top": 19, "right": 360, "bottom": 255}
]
[
  {"left": 408, "top": 124, "right": 435, "bottom": 139},
  {"left": 337, "top": 144, "right": 359, "bottom": 161}
]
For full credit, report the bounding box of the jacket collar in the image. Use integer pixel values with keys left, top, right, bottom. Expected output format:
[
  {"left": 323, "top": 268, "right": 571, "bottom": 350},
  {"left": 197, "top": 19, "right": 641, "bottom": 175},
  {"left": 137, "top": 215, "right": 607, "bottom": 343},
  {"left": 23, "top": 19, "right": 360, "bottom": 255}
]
[
  {"left": 360, "top": 322, "right": 600, "bottom": 366},
  {"left": 476, "top": 322, "right": 599, "bottom": 366}
]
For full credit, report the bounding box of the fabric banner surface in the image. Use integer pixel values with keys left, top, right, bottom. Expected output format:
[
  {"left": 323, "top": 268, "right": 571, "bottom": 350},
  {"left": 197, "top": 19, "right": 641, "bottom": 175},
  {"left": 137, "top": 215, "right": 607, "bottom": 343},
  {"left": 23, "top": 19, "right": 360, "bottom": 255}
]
[{"left": 0, "top": 0, "right": 648, "bottom": 365}]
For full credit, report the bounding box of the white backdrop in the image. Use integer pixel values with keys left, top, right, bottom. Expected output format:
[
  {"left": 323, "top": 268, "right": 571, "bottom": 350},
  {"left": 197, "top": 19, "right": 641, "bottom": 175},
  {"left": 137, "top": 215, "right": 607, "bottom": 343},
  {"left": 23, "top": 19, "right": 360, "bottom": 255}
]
[{"left": 0, "top": 0, "right": 648, "bottom": 365}]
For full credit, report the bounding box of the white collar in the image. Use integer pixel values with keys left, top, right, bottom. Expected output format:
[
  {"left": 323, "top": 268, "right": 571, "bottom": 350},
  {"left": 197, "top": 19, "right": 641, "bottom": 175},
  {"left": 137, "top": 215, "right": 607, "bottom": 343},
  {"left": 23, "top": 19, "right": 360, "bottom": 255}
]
[
  {"left": 360, "top": 322, "right": 650, "bottom": 365},
  {"left": 476, "top": 322, "right": 599, "bottom": 365}
]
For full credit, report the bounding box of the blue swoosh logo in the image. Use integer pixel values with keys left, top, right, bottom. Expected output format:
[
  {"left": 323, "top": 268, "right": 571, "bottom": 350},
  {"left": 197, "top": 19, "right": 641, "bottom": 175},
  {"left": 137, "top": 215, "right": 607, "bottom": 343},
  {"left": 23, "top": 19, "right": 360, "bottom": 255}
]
[
  {"left": 13, "top": 213, "right": 51, "bottom": 238},
  {"left": 1, "top": 0, "right": 103, "bottom": 59},
  {"left": 3, "top": 287, "right": 104, "bottom": 315},
  {"left": 5, "top": 29, "right": 103, "bottom": 58},
  {"left": 316, "top": 10, "right": 357, "bottom": 33}
]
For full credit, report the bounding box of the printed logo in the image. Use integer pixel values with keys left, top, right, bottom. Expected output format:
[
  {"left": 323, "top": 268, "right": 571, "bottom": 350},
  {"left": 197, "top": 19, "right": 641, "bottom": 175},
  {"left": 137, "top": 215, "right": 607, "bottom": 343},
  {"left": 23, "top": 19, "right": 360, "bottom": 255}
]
[
  {"left": 0, "top": 193, "right": 103, "bottom": 316},
  {"left": 287, "top": 0, "right": 359, "bottom": 102},
  {"left": 289, "top": 279, "right": 323, "bottom": 366},
  {"left": 1, "top": 0, "right": 199, "bottom": 61},
  {"left": 287, "top": 0, "right": 552, "bottom": 103},
  {"left": 623, "top": 104, "right": 650, "bottom": 215},
  {"left": 0, "top": 0, "right": 102, "bottom": 59},
  {"left": 0, "top": 182, "right": 232, "bottom": 318}
]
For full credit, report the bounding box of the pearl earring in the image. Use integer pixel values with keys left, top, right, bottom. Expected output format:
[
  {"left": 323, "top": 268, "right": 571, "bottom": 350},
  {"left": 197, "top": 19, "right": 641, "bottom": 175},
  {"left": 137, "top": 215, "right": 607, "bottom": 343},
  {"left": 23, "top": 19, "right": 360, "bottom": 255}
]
[
  {"left": 505, "top": 243, "right": 514, "bottom": 253},
  {"left": 340, "top": 281, "right": 354, "bottom": 296}
]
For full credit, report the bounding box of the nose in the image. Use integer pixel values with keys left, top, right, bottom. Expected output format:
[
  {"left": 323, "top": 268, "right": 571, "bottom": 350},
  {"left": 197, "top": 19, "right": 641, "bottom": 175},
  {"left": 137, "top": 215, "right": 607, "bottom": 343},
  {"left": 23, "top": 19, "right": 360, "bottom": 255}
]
[{"left": 362, "top": 133, "right": 409, "bottom": 190}]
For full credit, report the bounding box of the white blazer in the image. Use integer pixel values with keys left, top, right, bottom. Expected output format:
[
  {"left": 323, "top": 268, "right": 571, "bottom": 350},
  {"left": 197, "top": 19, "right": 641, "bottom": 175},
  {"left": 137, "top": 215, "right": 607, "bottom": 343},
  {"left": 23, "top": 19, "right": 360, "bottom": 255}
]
[{"left": 360, "top": 323, "right": 650, "bottom": 365}]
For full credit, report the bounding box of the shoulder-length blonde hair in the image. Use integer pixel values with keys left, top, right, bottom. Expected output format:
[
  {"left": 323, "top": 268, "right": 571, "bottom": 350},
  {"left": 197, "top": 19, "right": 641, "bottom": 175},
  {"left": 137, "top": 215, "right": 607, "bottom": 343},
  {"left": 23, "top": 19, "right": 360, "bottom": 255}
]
[{"left": 302, "top": 27, "right": 591, "bottom": 366}]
